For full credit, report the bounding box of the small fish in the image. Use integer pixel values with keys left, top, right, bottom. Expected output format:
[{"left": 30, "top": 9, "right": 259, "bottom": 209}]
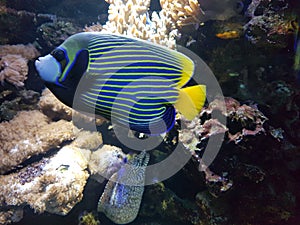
[
  {"left": 216, "top": 30, "right": 240, "bottom": 39},
  {"left": 35, "top": 32, "right": 206, "bottom": 134}
]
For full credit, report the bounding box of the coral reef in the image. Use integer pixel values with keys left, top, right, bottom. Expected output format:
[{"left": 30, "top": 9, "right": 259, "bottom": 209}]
[
  {"left": 98, "top": 151, "right": 149, "bottom": 224},
  {"left": 0, "top": 44, "right": 40, "bottom": 86},
  {"left": 139, "top": 182, "right": 200, "bottom": 224},
  {"left": 0, "top": 54, "right": 28, "bottom": 86},
  {"left": 86, "top": 0, "right": 205, "bottom": 49},
  {"left": 0, "top": 145, "right": 90, "bottom": 216},
  {"left": 78, "top": 211, "right": 100, "bottom": 225},
  {"left": 98, "top": 0, "right": 241, "bottom": 49},
  {"left": 38, "top": 88, "right": 73, "bottom": 120},
  {"left": 0, "top": 44, "right": 40, "bottom": 59},
  {"left": 177, "top": 97, "right": 267, "bottom": 196},
  {"left": 179, "top": 97, "right": 267, "bottom": 151},
  {"left": 36, "top": 20, "right": 81, "bottom": 50},
  {"left": 176, "top": 93, "right": 299, "bottom": 224},
  {"left": 0, "top": 110, "right": 77, "bottom": 174},
  {"left": 0, "top": 209, "right": 23, "bottom": 225},
  {"left": 0, "top": 89, "right": 40, "bottom": 121},
  {"left": 1, "top": 0, "right": 300, "bottom": 225},
  {"left": 244, "top": 0, "right": 293, "bottom": 49}
]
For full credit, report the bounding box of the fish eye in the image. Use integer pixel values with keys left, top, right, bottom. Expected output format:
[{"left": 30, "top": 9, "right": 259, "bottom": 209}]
[
  {"left": 51, "top": 48, "right": 67, "bottom": 72},
  {"left": 51, "top": 49, "right": 66, "bottom": 62}
]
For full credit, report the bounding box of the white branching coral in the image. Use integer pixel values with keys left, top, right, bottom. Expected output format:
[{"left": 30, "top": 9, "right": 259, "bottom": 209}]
[
  {"left": 103, "top": 0, "right": 150, "bottom": 35},
  {"left": 101, "top": 0, "right": 174, "bottom": 46},
  {"left": 159, "top": 0, "right": 204, "bottom": 28},
  {"left": 85, "top": 0, "right": 204, "bottom": 49}
]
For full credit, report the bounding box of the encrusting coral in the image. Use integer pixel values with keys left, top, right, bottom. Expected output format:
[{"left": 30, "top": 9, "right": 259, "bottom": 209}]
[
  {"left": 0, "top": 145, "right": 90, "bottom": 215},
  {"left": 179, "top": 97, "right": 267, "bottom": 151},
  {"left": 38, "top": 88, "right": 73, "bottom": 120},
  {"left": 0, "top": 110, "right": 77, "bottom": 174},
  {"left": 0, "top": 128, "right": 105, "bottom": 222},
  {"left": 0, "top": 44, "right": 40, "bottom": 86}
]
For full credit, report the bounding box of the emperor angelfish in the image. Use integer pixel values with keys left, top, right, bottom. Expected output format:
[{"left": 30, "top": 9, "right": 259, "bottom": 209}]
[{"left": 35, "top": 32, "right": 206, "bottom": 134}]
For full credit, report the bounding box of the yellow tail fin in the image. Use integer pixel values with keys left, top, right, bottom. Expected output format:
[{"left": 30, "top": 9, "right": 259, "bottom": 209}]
[{"left": 175, "top": 85, "right": 206, "bottom": 120}]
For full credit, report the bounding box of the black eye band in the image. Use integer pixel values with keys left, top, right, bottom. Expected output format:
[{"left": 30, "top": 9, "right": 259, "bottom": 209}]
[
  {"left": 51, "top": 48, "right": 67, "bottom": 72},
  {"left": 51, "top": 49, "right": 66, "bottom": 62}
]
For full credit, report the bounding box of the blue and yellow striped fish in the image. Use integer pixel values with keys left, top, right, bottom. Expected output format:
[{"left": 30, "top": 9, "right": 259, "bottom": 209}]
[{"left": 35, "top": 32, "right": 206, "bottom": 134}]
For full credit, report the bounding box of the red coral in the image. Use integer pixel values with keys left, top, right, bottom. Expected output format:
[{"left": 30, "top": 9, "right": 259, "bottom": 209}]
[{"left": 201, "top": 97, "right": 268, "bottom": 143}]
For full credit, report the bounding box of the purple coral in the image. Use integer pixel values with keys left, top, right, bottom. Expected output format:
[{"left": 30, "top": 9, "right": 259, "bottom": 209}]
[
  {"left": 179, "top": 97, "right": 268, "bottom": 195},
  {"left": 17, "top": 159, "right": 48, "bottom": 185},
  {"left": 200, "top": 97, "right": 267, "bottom": 144}
]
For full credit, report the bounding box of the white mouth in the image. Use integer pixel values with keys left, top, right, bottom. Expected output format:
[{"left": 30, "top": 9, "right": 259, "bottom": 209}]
[
  {"left": 34, "top": 55, "right": 61, "bottom": 83},
  {"left": 35, "top": 59, "right": 42, "bottom": 73}
]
